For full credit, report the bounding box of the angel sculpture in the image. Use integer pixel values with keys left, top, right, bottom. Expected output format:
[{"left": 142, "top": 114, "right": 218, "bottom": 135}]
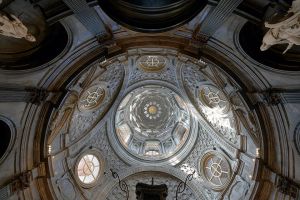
[
  {"left": 0, "top": 12, "right": 36, "bottom": 42},
  {"left": 260, "top": 0, "right": 300, "bottom": 54}
]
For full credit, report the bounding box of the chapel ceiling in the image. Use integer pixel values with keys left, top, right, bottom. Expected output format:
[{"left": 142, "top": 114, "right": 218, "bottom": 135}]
[
  {"left": 0, "top": 0, "right": 299, "bottom": 199},
  {"left": 46, "top": 48, "right": 260, "bottom": 199}
]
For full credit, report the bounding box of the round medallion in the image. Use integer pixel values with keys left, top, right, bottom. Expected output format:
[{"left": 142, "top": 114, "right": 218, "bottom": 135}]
[
  {"left": 200, "top": 152, "right": 231, "bottom": 190},
  {"left": 115, "top": 85, "right": 191, "bottom": 160},
  {"left": 138, "top": 55, "right": 166, "bottom": 72},
  {"left": 78, "top": 85, "right": 105, "bottom": 111},
  {"left": 199, "top": 85, "right": 230, "bottom": 114}
]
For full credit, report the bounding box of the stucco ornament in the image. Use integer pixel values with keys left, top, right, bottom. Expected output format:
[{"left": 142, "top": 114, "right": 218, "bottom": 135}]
[
  {"left": 48, "top": 92, "right": 79, "bottom": 144},
  {"left": 260, "top": 0, "right": 300, "bottom": 54},
  {"left": 0, "top": 13, "right": 36, "bottom": 42}
]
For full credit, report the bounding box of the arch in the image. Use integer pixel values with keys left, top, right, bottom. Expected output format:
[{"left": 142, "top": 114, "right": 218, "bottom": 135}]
[{"left": 0, "top": 115, "right": 16, "bottom": 163}]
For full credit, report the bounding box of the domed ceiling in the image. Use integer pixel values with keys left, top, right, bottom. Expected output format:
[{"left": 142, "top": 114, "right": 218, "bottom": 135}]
[
  {"left": 46, "top": 48, "right": 261, "bottom": 199},
  {"left": 115, "top": 85, "right": 191, "bottom": 160},
  {"left": 0, "top": 0, "right": 299, "bottom": 199}
]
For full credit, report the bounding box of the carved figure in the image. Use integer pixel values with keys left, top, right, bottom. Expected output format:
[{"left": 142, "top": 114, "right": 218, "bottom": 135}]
[
  {"left": 260, "top": 0, "right": 300, "bottom": 54},
  {"left": 0, "top": 13, "right": 36, "bottom": 42},
  {"left": 48, "top": 92, "right": 78, "bottom": 144}
]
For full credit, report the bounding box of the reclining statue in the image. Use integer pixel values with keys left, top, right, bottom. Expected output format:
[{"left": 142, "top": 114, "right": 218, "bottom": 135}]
[
  {"left": 0, "top": 12, "right": 36, "bottom": 42},
  {"left": 260, "top": 0, "right": 300, "bottom": 54}
]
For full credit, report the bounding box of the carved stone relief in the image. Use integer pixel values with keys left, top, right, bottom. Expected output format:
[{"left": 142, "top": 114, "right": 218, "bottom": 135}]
[
  {"left": 179, "top": 124, "right": 217, "bottom": 176},
  {"left": 88, "top": 124, "right": 129, "bottom": 172},
  {"left": 56, "top": 175, "right": 77, "bottom": 200},
  {"left": 182, "top": 64, "right": 239, "bottom": 145},
  {"left": 68, "top": 62, "right": 125, "bottom": 142},
  {"left": 224, "top": 175, "right": 250, "bottom": 200},
  {"left": 48, "top": 91, "right": 79, "bottom": 144}
]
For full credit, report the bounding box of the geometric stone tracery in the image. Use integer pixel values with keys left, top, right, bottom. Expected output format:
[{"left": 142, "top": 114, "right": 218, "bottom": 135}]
[
  {"left": 78, "top": 85, "right": 106, "bottom": 112},
  {"left": 200, "top": 152, "right": 232, "bottom": 190},
  {"left": 138, "top": 55, "right": 166, "bottom": 72},
  {"left": 76, "top": 154, "right": 100, "bottom": 185}
]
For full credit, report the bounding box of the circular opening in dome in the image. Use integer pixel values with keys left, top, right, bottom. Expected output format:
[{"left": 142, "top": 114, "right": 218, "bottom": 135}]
[
  {"left": 200, "top": 152, "right": 231, "bottom": 190},
  {"left": 0, "top": 120, "right": 12, "bottom": 160},
  {"left": 115, "top": 85, "right": 191, "bottom": 161},
  {"left": 76, "top": 154, "right": 101, "bottom": 185}
]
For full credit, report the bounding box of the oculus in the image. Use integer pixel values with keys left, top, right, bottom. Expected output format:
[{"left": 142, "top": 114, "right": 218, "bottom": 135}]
[
  {"left": 76, "top": 153, "right": 101, "bottom": 186},
  {"left": 78, "top": 85, "right": 105, "bottom": 112},
  {"left": 199, "top": 85, "right": 230, "bottom": 114},
  {"left": 115, "top": 85, "right": 190, "bottom": 160},
  {"left": 138, "top": 55, "right": 166, "bottom": 72},
  {"left": 200, "top": 152, "right": 232, "bottom": 190}
]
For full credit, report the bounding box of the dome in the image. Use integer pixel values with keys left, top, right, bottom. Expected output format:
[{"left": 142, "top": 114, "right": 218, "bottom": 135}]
[
  {"left": 2, "top": 1, "right": 299, "bottom": 198},
  {"left": 115, "top": 85, "right": 190, "bottom": 160}
]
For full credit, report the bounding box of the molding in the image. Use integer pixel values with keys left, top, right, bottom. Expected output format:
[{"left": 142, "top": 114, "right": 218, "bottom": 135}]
[{"left": 0, "top": 115, "right": 16, "bottom": 164}]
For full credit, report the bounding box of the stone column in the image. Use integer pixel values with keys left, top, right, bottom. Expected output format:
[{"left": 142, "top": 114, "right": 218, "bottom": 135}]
[
  {"left": 194, "top": 0, "right": 243, "bottom": 42},
  {"left": 63, "top": 0, "right": 109, "bottom": 41}
]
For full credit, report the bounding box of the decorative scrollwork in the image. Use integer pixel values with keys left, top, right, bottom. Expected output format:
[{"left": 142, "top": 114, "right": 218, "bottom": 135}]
[
  {"left": 175, "top": 170, "right": 195, "bottom": 200},
  {"left": 110, "top": 169, "right": 129, "bottom": 200}
]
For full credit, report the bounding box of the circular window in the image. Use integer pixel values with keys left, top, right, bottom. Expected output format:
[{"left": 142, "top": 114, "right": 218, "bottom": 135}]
[
  {"left": 199, "top": 85, "right": 230, "bottom": 114},
  {"left": 138, "top": 55, "right": 166, "bottom": 72},
  {"left": 76, "top": 154, "right": 101, "bottom": 186},
  {"left": 200, "top": 152, "right": 232, "bottom": 190}
]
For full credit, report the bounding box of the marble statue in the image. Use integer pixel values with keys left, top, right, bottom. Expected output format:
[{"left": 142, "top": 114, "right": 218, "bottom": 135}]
[
  {"left": 0, "top": 13, "right": 36, "bottom": 42},
  {"left": 260, "top": 0, "right": 300, "bottom": 54}
]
